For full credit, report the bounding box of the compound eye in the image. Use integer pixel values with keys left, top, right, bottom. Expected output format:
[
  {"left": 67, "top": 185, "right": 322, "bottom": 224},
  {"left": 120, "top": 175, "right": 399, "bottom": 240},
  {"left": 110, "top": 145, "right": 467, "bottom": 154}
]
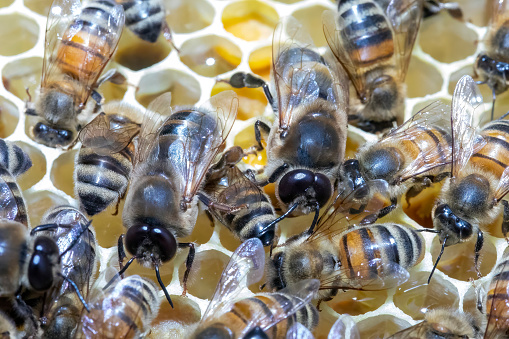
[
  {"left": 57, "top": 129, "right": 73, "bottom": 143},
  {"left": 34, "top": 122, "right": 49, "bottom": 134},
  {"left": 29, "top": 237, "right": 58, "bottom": 291},
  {"left": 313, "top": 173, "right": 331, "bottom": 207},
  {"left": 34, "top": 236, "right": 59, "bottom": 256},
  {"left": 278, "top": 169, "right": 314, "bottom": 204},
  {"left": 434, "top": 204, "right": 452, "bottom": 222},
  {"left": 455, "top": 218, "right": 473, "bottom": 240},
  {"left": 125, "top": 225, "right": 177, "bottom": 262}
]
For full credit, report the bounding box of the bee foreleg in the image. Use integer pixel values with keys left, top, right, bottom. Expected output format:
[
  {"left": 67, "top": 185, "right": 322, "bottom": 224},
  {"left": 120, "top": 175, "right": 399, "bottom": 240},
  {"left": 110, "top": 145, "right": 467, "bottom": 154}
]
[
  {"left": 474, "top": 230, "right": 484, "bottom": 278},
  {"left": 179, "top": 242, "right": 196, "bottom": 297},
  {"left": 96, "top": 69, "right": 127, "bottom": 87},
  {"left": 254, "top": 120, "right": 271, "bottom": 151},
  {"left": 118, "top": 234, "right": 127, "bottom": 278},
  {"left": 197, "top": 191, "right": 246, "bottom": 213}
]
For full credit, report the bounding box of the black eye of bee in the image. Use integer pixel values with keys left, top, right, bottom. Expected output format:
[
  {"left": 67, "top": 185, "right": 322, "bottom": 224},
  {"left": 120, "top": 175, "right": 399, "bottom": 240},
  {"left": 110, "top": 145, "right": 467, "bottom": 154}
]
[
  {"left": 28, "top": 236, "right": 59, "bottom": 291},
  {"left": 278, "top": 170, "right": 331, "bottom": 207},
  {"left": 194, "top": 323, "right": 234, "bottom": 339},
  {"left": 125, "top": 225, "right": 177, "bottom": 262},
  {"left": 243, "top": 327, "right": 269, "bottom": 339},
  {"left": 434, "top": 204, "right": 473, "bottom": 240}
]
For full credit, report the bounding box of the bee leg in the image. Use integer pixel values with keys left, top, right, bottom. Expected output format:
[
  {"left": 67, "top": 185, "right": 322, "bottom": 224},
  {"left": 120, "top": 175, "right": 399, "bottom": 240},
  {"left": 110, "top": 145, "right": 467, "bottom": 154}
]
[
  {"left": 474, "top": 230, "right": 484, "bottom": 278},
  {"left": 502, "top": 200, "right": 509, "bottom": 241},
  {"left": 254, "top": 120, "right": 271, "bottom": 151},
  {"left": 14, "top": 295, "right": 38, "bottom": 336},
  {"left": 224, "top": 72, "right": 276, "bottom": 111},
  {"left": 179, "top": 242, "right": 196, "bottom": 297},
  {"left": 205, "top": 209, "right": 215, "bottom": 228},
  {"left": 360, "top": 197, "right": 397, "bottom": 224},
  {"left": 118, "top": 234, "right": 127, "bottom": 278},
  {"left": 96, "top": 69, "right": 127, "bottom": 87},
  {"left": 491, "top": 85, "right": 497, "bottom": 121},
  {"left": 405, "top": 177, "right": 432, "bottom": 206},
  {"left": 162, "top": 22, "right": 180, "bottom": 54},
  {"left": 197, "top": 192, "right": 246, "bottom": 213}
]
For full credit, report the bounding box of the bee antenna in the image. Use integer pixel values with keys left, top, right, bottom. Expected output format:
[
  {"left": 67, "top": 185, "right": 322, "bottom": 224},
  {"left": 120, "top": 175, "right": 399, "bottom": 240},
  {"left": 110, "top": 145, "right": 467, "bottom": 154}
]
[
  {"left": 154, "top": 260, "right": 173, "bottom": 309},
  {"left": 30, "top": 223, "right": 68, "bottom": 236},
  {"left": 306, "top": 202, "right": 320, "bottom": 235},
  {"left": 499, "top": 110, "right": 509, "bottom": 121},
  {"left": 58, "top": 220, "right": 93, "bottom": 261},
  {"left": 25, "top": 87, "right": 32, "bottom": 102},
  {"left": 58, "top": 273, "right": 90, "bottom": 313},
  {"left": 428, "top": 235, "right": 448, "bottom": 284},
  {"left": 262, "top": 202, "right": 300, "bottom": 233},
  {"left": 415, "top": 229, "right": 440, "bottom": 233},
  {"left": 103, "top": 256, "right": 136, "bottom": 291}
]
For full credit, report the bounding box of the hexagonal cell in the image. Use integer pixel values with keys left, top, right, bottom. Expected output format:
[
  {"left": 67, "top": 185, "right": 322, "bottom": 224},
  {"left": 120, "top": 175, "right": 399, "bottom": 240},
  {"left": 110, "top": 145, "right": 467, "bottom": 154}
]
[
  {"left": 135, "top": 69, "right": 201, "bottom": 108},
  {"left": 463, "top": 285, "right": 486, "bottom": 325},
  {"left": 393, "top": 271, "right": 460, "bottom": 320},
  {"left": 179, "top": 212, "right": 214, "bottom": 245},
  {"left": 179, "top": 249, "right": 230, "bottom": 300},
  {"left": 2, "top": 57, "right": 42, "bottom": 101},
  {"left": 328, "top": 290, "right": 388, "bottom": 316},
  {"left": 50, "top": 149, "right": 77, "bottom": 198},
  {"left": 419, "top": 12, "right": 477, "bottom": 63},
  {"left": 312, "top": 305, "right": 339, "bottom": 339},
  {"left": 179, "top": 36, "right": 242, "bottom": 78},
  {"left": 402, "top": 182, "right": 442, "bottom": 229},
  {"left": 23, "top": 0, "right": 52, "bottom": 16},
  {"left": 249, "top": 45, "right": 272, "bottom": 80},
  {"left": 211, "top": 82, "right": 268, "bottom": 121},
  {"left": 16, "top": 142, "right": 46, "bottom": 191},
  {"left": 219, "top": 225, "right": 242, "bottom": 253},
  {"left": 234, "top": 124, "right": 269, "bottom": 170},
  {"left": 292, "top": 5, "right": 330, "bottom": 47},
  {"left": 0, "top": 96, "right": 19, "bottom": 139},
  {"left": 430, "top": 235, "right": 497, "bottom": 281},
  {"left": 149, "top": 296, "right": 201, "bottom": 338},
  {"left": 165, "top": 0, "right": 214, "bottom": 33},
  {"left": 357, "top": 315, "right": 411, "bottom": 338},
  {"left": 0, "top": 14, "right": 38, "bottom": 56},
  {"left": 99, "top": 63, "right": 127, "bottom": 103},
  {"left": 457, "top": 0, "right": 489, "bottom": 27},
  {"left": 405, "top": 57, "right": 443, "bottom": 98},
  {"left": 115, "top": 28, "right": 172, "bottom": 71},
  {"left": 222, "top": 0, "right": 279, "bottom": 41},
  {"left": 91, "top": 199, "right": 125, "bottom": 249},
  {"left": 0, "top": 0, "right": 13, "bottom": 8},
  {"left": 24, "top": 190, "right": 69, "bottom": 228}
]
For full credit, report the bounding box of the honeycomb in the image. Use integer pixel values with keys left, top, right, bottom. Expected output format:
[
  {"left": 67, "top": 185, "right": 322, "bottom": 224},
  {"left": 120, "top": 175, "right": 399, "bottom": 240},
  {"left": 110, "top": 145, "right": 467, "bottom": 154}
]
[{"left": 0, "top": 0, "right": 503, "bottom": 337}]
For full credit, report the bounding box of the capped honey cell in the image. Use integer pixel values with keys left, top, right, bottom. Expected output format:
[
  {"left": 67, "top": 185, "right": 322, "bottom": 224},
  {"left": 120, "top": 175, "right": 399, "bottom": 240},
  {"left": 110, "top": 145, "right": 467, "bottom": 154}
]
[
  {"left": 222, "top": 0, "right": 279, "bottom": 41},
  {"left": 0, "top": 14, "right": 38, "bottom": 56},
  {"left": 16, "top": 141, "right": 46, "bottom": 191},
  {"left": 0, "top": 96, "right": 19, "bottom": 138},
  {"left": 50, "top": 149, "right": 77, "bottom": 198},
  {"left": 2, "top": 57, "right": 42, "bottom": 101},
  {"left": 166, "top": 0, "right": 214, "bottom": 33},
  {"left": 405, "top": 57, "right": 443, "bottom": 98}
]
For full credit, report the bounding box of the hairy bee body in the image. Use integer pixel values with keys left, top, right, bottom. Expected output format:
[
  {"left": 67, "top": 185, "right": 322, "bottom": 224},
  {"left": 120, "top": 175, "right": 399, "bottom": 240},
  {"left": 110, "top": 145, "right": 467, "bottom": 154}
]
[
  {"left": 0, "top": 221, "right": 30, "bottom": 296},
  {"left": 79, "top": 275, "right": 160, "bottom": 338},
  {"left": 471, "top": 120, "right": 509, "bottom": 179},
  {"left": 486, "top": 247, "right": 509, "bottom": 337},
  {"left": 116, "top": 0, "right": 166, "bottom": 43},
  {"left": 0, "top": 140, "right": 32, "bottom": 177}
]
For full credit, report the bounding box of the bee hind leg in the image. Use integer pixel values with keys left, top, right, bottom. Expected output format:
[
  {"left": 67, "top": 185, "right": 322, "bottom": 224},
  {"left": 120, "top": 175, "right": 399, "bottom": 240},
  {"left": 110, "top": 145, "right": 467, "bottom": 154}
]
[
  {"left": 474, "top": 230, "right": 484, "bottom": 278},
  {"left": 179, "top": 243, "right": 196, "bottom": 297}
]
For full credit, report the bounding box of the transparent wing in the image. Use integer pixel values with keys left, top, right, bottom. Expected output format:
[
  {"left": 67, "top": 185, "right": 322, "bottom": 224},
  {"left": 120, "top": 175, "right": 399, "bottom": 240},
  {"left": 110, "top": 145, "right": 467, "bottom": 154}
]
[
  {"left": 490, "top": 0, "right": 509, "bottom": 38},
  {"left": 320, "top": 259, "right": 410, "bottom": 291},
  {"left": 201, "top": 238, "right": 265, "bottom": 322},
  {"left": 0, "top": 175, "right": 21, "bottom": 223},
  {"left": 451, "top": 75, "right": 485, "bottom": 177},
  {"left": 272, "top": 16, "right": 328, "bottom": 132},
  {"left": 381, "top": 101, "right": 453, "bottom": 181},
  {"left": 287, "top": 323, "right": 315, "bottom": 339},
  {"left": 78, "top": 112, "right": 141, "bottom": 154},
  {"left": 485, "top": 258, "right": 509, "bottom": 339},
  {"left": 494, "top": 162, "right": 509, "bottom": 202},
  {"left": 386, "top": 321, "right": 429, "bottom": 338},
  {"left": 171, "top": 90, "right": 238, "bottom": 203},
  {"left": 329, "top": 315, "right": 360, "bottom": 339},
  {"left": 386, "top": 0, "right": 423, "bottom": 81},
  {"left": 240, "top": 279, "right": 320, "bottom": 337}
]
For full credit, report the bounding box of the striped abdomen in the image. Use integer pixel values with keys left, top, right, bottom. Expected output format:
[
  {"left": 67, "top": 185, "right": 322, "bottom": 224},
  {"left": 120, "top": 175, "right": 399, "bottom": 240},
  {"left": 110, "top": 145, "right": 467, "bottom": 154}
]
[
  {"left": 0, "top": 140, "right": 32, "bottom": 177},
  {"left": 117, "top": 0, "right": 165, "bottom": 43},
  {"left": 337, "top": 224, "right": 424, "bottom": 281},
  {"left": 337, "top": 0, "right": 394, "bottom": 68},
  {"left": 208, "top": 293, "right": 318, "bottom": 339},
  {"left": 471, "top": 119, "right": 509, "bottom": 179},
  {"left": 75, "top": 141, "right": 134, "bottom": 216},
  {"left": 0, "top": 166, "right": 28, "bottom": 227},
  {"left": 80, "top": 275, "right": 159, "bottom": 339},
  {"left": 486, "top": 248, "right": 509, "bottom": 336}
]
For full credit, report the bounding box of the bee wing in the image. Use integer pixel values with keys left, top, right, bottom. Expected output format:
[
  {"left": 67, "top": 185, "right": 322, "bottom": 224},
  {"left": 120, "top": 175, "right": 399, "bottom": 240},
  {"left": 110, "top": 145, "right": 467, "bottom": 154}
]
[
  {"left": 451, "top": 75, "right": 486, "bottom": 177},
  {"left": 329, "top": 315, "right": 360, "bottom": 339},
  {"left": 171, "top": 90, "right": 238, "bottom": 203},
  {"left": 494, "top": 166, "right": 509, "bottom": 202},
  {"left": 490, "top": 0, "right": 509, "bottom": 35},
  {"left": 240, "top": 279, "right": 320, "bottom": 337},
  {"left": 484, "top": 258, "right": 509, "bottom": 339},
  {"left": 272, "top": 16, "right": 331, "bottom": 132},
  {"left": 286, "top": 323, "right": 315, "bottom": 339},
  {"left": 201, "top": 238, "right": 265, "bottom": 323},
  {"left": 386, "top": 0, "right": 423, "bottom": 81},
  {"left": 380, "top": 101, "right": 453, "bottom": 181},
  {"left": 320, "top": 258, "right": 410, "bottom": 291},
  {"left": 386, "top": 321, "right": 430, "bottom": 338},
  {"left": 78, "top": 113, "right": 140, "bottom": 154},
  {"left": 0, "top": 175, "right": 22, "bottom": 223}
]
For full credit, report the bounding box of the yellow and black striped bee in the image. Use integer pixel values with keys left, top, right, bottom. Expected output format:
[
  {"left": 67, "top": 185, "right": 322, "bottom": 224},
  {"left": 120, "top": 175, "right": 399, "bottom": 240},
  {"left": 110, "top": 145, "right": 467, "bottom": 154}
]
[
  {"left": 32, "top": 206, "right": 97, "bottom": 339},
  {"left": 387, "top": 308, "right": 481, "bottom": 338},
  {"left": 25, "top": 0, "right": 125, "bottom": 148},
  {"left": 79, "top": 274, "right": 159, "bottom": 338},
  {"left": 0, "top": 139, "right": 32, "bottom": 227},
  {"left": 119, "top": 91, "right": 239, "bottom": 308},
  {"left": 323, "top": 0, "right": 423, "bottom": 132},
  {"left": 267, "top": 194, "right": 424, "bottom": 303},
  {"left": 204, "top": 146, "right": 277, "bottom": 246},
  {"left": 192, "top": 238, "right": 320, "bottom": 339},
  {"left": 223, "top": 17, "right": 349, "bottom": 230},
  {"left": 75, "top": 102, "right": 142, "bottom": 216},
  {"left": 430, "top": 75, "right": 509, "bottom": 281}
]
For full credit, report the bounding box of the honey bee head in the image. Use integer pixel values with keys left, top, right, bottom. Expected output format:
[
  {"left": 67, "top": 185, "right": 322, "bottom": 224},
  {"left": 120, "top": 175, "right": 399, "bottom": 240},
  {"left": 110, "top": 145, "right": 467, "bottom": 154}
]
[
  {"left": 194, "top": 323, "right": 234, "bottom": 339},
  {"left": 125, "top": 223, "right": 178, "bottom": 265},
  {"left": 475, "top": 54, "right": 507, "bottom": 94},
  {"left": 28, "top": 235, "right": 60, "bottom": 291},
  {"left": 31, "top": 121, "right": 75, "bottom": 148},
  {"left": 432, "top": 203, "right": 473, "bottom": 246},
  {"left": 277, "top": 169, "right": 332, "bottom": 215},
  {"left": 339, "top": 159, "right": 367, "bottom": 193}
]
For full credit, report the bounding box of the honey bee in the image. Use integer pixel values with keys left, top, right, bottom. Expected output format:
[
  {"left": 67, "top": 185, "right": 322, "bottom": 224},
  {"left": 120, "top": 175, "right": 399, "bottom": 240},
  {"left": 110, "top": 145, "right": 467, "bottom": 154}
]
[
  {"left": 25, "top": 0, "right": 125, "bottom": 148},
  {"left": 323, "top": 0, "right": 422, "bottom": 132},
  {"left": 192, "top": 238, "right": 320, "bottom": 339},
  {"left": 223, "top": 17, "right": 349, "bottom": 229},
  {"left": 387, "top": 309, "right": 481, "bottom": 338},
  {"left": 79, "top": 275, "right": 160, "bottom": 339},
  {"left": 204, "top": 146, "right": 277, "bottom": 246},
  {"left": 119, "top": 91, "right": 239, "bottom": 308},
  {"left": 31, "top": 206, "right": 97, "bottom": 339},
  {"left": 115, "top": 0, "right": 179, "bottom": 51},
  {"left": 430, "top": 75, "right": 509, "bottom": 281},
  {"left": 336, "top": 100, "right": 452, "bottom": 224},
  {"left": 266, "top": 194, "right": 424, "bottom": 303},
  {"left": 0, "top": 140, "right": 32, "bottom": 227},
  {"left": 474, "top": 0, "right": 509, "bottom": 119},
  {"left": 75, "top": 102, "right": 143, "bottom": 216}
]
